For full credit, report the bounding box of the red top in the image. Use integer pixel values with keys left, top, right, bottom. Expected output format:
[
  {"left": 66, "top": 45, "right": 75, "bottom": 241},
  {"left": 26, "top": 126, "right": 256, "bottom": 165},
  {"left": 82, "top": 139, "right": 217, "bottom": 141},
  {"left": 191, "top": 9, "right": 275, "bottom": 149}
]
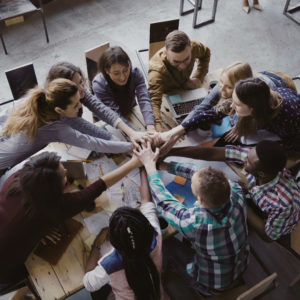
[{"left": 0, "top": 172, "right": 106, "bottom": 283}]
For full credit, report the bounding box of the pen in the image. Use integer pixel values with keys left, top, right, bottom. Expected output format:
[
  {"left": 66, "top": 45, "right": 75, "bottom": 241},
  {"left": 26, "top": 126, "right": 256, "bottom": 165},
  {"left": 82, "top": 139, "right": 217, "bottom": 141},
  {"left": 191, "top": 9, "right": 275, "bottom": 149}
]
[{"left": 99, "top": 165, "right": 104, "bottom": 176}]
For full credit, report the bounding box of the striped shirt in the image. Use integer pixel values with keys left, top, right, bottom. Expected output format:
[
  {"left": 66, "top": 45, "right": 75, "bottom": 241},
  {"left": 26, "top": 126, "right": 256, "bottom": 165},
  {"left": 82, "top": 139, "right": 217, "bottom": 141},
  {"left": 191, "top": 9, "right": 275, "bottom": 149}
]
[
  {"left": 148, "top": 163, "right": 249, "bottom": 293},
  {"left": 225, "top": 145, "right": 300, "bottom": 240}
]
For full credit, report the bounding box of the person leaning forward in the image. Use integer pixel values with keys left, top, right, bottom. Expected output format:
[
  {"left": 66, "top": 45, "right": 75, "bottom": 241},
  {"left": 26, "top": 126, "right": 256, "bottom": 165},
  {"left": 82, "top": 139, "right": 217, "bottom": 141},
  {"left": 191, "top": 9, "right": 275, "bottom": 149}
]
[{"left": 148, "top": 30, "right": 211, "bottom": 131}]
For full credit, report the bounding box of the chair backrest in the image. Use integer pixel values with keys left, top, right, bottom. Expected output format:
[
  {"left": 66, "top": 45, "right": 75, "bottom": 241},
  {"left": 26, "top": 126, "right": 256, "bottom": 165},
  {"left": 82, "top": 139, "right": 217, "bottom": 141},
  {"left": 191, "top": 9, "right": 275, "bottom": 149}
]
[
  {"left": 5, "top": 63, "right": 38, "bottom": 100},
  {"left": 291, "top": 220, "right": 300, "bottom": 256},
  {"left": 237, "top": 273, "right": 278, "bottom": 300},
  {"left": 85, "top": 42, "right": 110, "bottom": 88},
  {"left": 149, "top": 19, "right": 179, "bottom": 60}
]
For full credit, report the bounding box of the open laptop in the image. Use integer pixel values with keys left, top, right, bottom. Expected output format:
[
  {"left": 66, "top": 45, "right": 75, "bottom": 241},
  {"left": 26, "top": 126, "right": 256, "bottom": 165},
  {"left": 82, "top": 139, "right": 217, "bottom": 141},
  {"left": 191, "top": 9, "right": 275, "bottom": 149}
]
[{"left": 165, "top": 87, "right": 208, "bottom": 123}]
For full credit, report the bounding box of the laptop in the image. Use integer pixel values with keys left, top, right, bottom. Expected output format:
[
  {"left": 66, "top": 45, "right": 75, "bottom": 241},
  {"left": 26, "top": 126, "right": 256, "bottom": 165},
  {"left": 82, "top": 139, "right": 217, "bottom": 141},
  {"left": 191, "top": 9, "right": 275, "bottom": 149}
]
[{"left": 165, "top": 87, "right": 208, "bottom": 123}]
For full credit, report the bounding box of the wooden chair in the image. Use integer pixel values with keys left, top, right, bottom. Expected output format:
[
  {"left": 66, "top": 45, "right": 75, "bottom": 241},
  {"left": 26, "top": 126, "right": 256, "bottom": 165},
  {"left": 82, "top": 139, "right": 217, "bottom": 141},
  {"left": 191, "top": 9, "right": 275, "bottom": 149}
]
[
  {"left": 136, "top": 19, "right": 179, "bottom": 80},
  {"left": 149, "top": 18, "right": 179, "bottom": 60},
  {"left": 179, "top": 0, "right": 218, "bottom": 28},
  {"left": 207, "top": 273, "right": 278, "bottom": 300},
  {"left": 84, "top": 42, "right": 110, "bottom": 89},
  {"left": 0, "top": 0, "right": 49, "bottom": 55},
  {"left": 5, "top": 62, "right": 38, "bottom": 100}
]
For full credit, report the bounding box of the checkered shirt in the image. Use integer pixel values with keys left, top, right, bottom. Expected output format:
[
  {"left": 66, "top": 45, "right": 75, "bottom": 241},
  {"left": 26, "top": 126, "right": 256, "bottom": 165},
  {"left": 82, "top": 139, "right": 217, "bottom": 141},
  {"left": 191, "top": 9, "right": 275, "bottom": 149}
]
[
  {"left": 148, "top": 162, "right": 249, "bottom": 292},
  {"left": 225, "top": 145, "right": 300, "bottom": 240}
]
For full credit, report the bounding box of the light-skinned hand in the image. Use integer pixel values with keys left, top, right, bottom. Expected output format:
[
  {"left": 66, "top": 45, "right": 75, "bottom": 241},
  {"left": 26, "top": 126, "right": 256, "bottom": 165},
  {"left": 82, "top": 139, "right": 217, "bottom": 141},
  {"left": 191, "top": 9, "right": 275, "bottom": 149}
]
[{"left": 133, "top": 141, "right": 160, "bottom": 171}]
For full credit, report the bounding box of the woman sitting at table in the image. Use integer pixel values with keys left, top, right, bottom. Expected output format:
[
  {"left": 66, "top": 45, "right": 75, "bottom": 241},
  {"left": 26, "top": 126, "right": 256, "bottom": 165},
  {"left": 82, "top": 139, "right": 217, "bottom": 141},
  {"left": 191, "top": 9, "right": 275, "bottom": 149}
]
[
  {"left": 0, "top": 151, "right": 141, "bottom": 297},
  {"left": 46, "top": 61, "right": 148, "bottom": 145},
  {"left": 92, "top": 46, "right": 156, "bottom": 133},
  {"left": 84, "top": 170, "right": 169, "bottom": 300},
  {"left": 0, "top": 78, "right": 132, "bottom": 171},
  {"left": 154, "top": 62, "right": 297, "bottom": 153}
]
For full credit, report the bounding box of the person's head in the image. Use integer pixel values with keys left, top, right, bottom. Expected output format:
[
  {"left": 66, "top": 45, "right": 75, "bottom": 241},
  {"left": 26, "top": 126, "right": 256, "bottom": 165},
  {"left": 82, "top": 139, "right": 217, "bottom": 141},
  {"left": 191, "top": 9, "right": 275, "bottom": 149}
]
[
  {"left": 46, "top": 62, "right": 85, "bottom": 99},
  {"left": 164, "top": 30, "right": 192, "bottom": 71},
  {"left": 191, "top": 167, "right": 231, "bottom": 209},
  {"left": 244, "top": 140, "right": 287, "bottom": 178},
  {"left": 220, "top": 62, "right": 253, "bottom": 99},
  {"left": 6, "top": 152, "right": 67, "bottom": 222},
  {"left": 2, "top": 78, "right": 81, "bottom": 140},
  {"left": 232, "top": 77, "right": 272, "bottom": 119},
  {"left": 99, "top": 46, "right": 132, "bottom": 86},
  {"left": 109, "top": 207, "right": 160, "bottom": 300}
]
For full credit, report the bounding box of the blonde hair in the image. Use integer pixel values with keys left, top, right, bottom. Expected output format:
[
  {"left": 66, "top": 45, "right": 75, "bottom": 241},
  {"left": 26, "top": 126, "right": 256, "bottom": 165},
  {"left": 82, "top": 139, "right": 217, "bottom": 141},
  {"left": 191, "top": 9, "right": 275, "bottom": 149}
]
[
  {"left": 221, "top": 61, "right": 253, "bottom": 87},
  {"left": 2, "top": 78, "right": 78, "bottom": 141}
]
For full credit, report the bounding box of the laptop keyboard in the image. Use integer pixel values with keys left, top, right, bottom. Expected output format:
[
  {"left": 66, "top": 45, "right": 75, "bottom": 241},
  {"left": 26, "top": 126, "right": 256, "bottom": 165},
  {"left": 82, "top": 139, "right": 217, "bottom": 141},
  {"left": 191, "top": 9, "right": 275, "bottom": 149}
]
[{"left": 173, "top": 98, "right": 203, "bottom": 116}]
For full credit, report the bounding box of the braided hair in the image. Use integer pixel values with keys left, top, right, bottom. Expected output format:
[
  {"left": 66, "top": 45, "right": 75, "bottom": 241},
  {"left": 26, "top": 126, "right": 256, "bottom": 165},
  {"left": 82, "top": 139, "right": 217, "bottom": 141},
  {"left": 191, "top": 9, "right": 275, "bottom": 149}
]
[{"left": 109, "top": 207, "right": 160, "bottom": 300}]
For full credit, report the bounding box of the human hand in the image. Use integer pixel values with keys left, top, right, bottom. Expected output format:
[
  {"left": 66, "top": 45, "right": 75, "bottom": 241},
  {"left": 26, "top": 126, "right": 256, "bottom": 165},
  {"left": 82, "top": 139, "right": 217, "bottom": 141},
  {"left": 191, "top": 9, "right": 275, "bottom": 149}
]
[
  {"left": 133, "top": 141, "right": 159, "bottom": 173},
  {"left": 224, "top": 127, "right": 239, "bottom": 143},
  {"left": 129, "top": 130, "right": 149, "bottom": 148},
  {"left": 159, "top": 132, "right": 181, "bottom": 157},
  {"left": 184, "top": 78, "right": 202, "bottom": 90}
]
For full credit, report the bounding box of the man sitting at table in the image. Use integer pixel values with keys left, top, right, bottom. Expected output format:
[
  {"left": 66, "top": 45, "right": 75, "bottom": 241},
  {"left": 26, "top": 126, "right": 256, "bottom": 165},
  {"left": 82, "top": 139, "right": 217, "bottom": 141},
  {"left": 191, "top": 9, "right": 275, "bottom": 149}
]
[
  {"left": 134, "top": 142, "right": 249, "bottom": 296},
  {"left": 168, "top": 140, "right": 300, "bottom": 242},
  {"left": 148, "top": 30, "right": 211, "bottom": 132}
]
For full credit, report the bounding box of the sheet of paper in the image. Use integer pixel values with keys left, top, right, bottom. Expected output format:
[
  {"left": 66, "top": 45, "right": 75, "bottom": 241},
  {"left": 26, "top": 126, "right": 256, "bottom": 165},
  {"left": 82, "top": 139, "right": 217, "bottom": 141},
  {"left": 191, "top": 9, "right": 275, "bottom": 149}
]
[
  {"left": 174, "top": 128, "right": 213, "bottom": 148},
  {"left": 67, "top": 145, "right": 91, "bottom": 159},
  {"left": 83, "top": 210, "right": 111, "bottom": 235}
]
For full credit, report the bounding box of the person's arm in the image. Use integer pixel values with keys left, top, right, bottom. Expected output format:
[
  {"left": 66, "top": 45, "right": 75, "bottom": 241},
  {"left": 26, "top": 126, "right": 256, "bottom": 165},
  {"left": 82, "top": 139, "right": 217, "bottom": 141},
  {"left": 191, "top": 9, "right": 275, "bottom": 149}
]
[
  {"left": 247, "top": 205, "right": 273, "bottom": 243},
  {"left": 62, "top": 117, "right": 111, "bottom": 140},
  {"left": 134, "top": 68, "right": 155, "bottom": 129},
  {"left": 167, "top": 145, "right": 226, "bottom": 161},
  {"left": 62, "top": 157, "right": 141, "bottom": 219},
  {"left": 191, "top": 41, "right": 211, "bottom": 82},
  {"left": 181, "top": 84, "right": 221, "bottom": 126},
  {"left": 134, "top": 143, "right": 197, "bottom": 235},
  {"left": 148, "top": 71, "right": 165, "bottom": 132},
  {"left": 54, "top": 122, "right": 132, "bottom": 153},
  {"left": 81, "top": 88, "right": 121, "bottom": 128},
  {"left": 101, "top": 156, "right": 142, "bottom": 188}
]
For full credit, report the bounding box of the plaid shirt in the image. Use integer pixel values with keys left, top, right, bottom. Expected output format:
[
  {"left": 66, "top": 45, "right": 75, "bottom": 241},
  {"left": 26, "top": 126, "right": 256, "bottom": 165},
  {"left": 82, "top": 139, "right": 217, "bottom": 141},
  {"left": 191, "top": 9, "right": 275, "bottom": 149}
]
[
  {"left": 148, "top": 162, "right": 249, "bottom": 292},
  {"left": 225, "top": 145, "right": 300, "bottom": 240}
]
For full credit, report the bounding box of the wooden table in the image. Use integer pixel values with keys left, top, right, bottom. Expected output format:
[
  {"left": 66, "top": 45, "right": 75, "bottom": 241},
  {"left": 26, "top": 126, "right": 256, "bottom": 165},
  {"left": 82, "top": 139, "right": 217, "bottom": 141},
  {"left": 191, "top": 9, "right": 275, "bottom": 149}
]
[{"left": 24, "top": 71, "right": 221, "bottom": 299}]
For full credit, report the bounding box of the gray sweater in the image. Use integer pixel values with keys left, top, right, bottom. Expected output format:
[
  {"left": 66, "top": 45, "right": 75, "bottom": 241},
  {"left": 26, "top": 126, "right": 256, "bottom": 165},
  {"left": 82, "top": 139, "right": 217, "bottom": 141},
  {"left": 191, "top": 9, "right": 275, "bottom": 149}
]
[{"left": 0, "top": 117, "right": 131, "bottom": 169}]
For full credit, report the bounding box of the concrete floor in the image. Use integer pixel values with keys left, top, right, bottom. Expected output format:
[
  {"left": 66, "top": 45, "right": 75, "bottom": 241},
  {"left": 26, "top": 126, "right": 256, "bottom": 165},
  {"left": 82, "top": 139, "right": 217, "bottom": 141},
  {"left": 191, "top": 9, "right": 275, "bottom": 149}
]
[{"left": 0, "top": 0, "right": 300, "bottom": 299}]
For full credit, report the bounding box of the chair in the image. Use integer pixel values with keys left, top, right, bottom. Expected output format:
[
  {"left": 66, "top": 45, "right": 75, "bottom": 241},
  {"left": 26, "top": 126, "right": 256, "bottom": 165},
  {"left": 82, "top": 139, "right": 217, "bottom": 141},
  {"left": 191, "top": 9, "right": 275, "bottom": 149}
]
[
  {"left": 179, "top": 0, "right": 218, "bottom": 28},
  {"left": 283, "top": 0, "right": 300, "bottom": 26},
  {"left": 84, "top": 42, "right": 110, "bottom": 89},
  {"left": 5, "top": 63, "right": 38, "bottom": 100},
  {"left": 149, "top": 18, "right": 179, "bottom": 60},
  {"left": 0, "top": 0, "right": 49, "bottom": 55},
  {"left": 207, "top": 273, "right": 278, "bottom": 300},
  {"left": 136, "top": 19, "right": 179, "bottom": 80}
]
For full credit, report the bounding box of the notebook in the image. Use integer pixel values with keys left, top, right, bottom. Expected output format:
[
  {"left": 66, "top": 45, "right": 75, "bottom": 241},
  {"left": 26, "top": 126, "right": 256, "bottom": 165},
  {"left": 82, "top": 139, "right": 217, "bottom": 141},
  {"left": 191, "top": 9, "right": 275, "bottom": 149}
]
[{"left": 165, "top": 88, "right": 208, "bottom": 123}]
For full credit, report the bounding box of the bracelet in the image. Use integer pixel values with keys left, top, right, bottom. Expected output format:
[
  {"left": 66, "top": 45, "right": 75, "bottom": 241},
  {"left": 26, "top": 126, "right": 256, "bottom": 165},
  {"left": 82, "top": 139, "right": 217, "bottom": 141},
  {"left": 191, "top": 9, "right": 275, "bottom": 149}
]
[{"left": 91, "top": 243, "right": 101, "bottom": 251}]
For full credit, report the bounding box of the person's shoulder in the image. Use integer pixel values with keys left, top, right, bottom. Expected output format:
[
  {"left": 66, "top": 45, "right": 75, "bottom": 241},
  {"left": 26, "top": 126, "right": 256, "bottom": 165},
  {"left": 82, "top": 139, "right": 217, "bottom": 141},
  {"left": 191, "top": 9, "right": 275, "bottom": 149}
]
[
  {"left": 92, "top": 72, "right": 108, "bottom": 88},
  {"left": 149, "top": 48, "right": 167, "bottom": 72}
]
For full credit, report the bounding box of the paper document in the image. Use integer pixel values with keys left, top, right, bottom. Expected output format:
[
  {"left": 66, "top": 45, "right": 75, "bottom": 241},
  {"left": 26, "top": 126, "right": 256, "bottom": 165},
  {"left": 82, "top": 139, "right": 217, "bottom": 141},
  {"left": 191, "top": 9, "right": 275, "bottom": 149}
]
[{"left": 84, "top": 210, "right": 111, "bottom": 235}]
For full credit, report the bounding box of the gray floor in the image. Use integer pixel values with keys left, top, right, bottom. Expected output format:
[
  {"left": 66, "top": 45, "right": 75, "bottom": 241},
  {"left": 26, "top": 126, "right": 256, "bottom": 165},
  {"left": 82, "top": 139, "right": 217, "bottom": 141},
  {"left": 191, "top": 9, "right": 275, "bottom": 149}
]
[{"left": 0, "top": 0, "right": 300, "bottom": 299}]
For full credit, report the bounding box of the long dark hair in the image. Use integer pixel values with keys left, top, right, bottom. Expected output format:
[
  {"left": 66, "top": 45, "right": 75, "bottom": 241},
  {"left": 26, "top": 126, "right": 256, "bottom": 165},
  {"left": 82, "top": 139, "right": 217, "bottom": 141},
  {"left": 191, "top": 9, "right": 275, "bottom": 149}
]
[
  {"left": 98, "top": 46, "right": 131, "bottom": 83},
  {"left": 234, "top": 77, "right": 280, "bottom": 137},
  {"left": 6, "top": 152, "right": 64, "bottom": 223},
  {"left": 109, "top": 207, "right": 160, "bottom": 300}
]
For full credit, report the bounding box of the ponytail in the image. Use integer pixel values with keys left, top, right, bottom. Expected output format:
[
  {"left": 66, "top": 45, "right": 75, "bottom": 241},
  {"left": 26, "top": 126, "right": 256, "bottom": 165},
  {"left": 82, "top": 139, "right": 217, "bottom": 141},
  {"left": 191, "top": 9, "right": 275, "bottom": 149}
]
[
  {"left": 2, "top": 88, "right": 56, "bottom": 140},
  {"left": 2, "top": 78, "right": 77, "bottom": 141},
  {"left": 109, "top": 207, "right": 160, "bottom": 300}
]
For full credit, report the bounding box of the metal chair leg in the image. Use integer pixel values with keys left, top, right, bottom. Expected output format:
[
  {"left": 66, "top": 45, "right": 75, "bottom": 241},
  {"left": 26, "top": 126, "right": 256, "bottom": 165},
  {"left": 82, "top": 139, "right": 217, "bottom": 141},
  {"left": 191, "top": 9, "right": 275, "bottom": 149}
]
[
  {"left": 193, "top": 0, "right": 218, "bottom": 28},
  {"left": 0, "top": 27, "right": 8, "bottom": 55},
  {"left": 283, "top": 0, "right": 300, "bottom": 26},
  {"left": 180, "top": 0, "right": 202, "bottom": 16},
  {"left": 38, "top": 0, "right": 49, "bottom": 43}
]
